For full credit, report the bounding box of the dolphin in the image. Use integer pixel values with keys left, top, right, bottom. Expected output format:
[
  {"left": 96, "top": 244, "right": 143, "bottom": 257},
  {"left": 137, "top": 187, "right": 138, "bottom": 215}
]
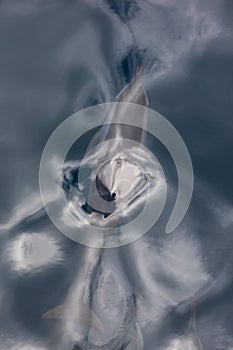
[
  {"left": 166, "top": 299, "right": 203, "bottom": 350},
  {"left": 42, "top": 67, "right": 148, "bottom": 348},
  {"left": 183, "top": 299, "right": 203, "bottom": 350}
]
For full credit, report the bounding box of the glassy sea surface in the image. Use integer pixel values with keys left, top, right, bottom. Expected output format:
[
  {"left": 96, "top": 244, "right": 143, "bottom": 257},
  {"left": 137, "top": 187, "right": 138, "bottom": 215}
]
[{"left": 0, "top": 1, "right": 233, "bottom": 349}]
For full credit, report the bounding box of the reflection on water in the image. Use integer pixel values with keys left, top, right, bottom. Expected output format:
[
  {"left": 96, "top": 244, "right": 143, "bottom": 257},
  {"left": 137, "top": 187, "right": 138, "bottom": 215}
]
[
  {"left": 6, "top": 233, "right": 64, "bottom": 274},
  {"left": 0, "top": 0, "right": 233, "bottom": 349}
]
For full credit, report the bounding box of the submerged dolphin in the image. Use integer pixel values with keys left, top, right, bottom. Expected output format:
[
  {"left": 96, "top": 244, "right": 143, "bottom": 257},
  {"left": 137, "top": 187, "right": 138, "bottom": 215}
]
[
  {"left": 183, "top": 300, "right": 203, "bottom": 350},
  {"left": 42, "top": 67, "right": 147, "bottom": 348},
  {"left": 167, "top": 299, "right": 203, "bottom": 350}
]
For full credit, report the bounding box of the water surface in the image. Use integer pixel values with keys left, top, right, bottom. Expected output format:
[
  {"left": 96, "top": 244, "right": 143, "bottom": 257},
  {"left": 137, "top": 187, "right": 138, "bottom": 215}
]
[{"left": 0, "top": 1, "right": 233, "bottom": 349}]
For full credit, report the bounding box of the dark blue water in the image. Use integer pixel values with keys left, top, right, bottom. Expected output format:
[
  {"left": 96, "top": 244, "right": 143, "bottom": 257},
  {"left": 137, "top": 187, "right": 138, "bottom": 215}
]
[{"left": 0, "top": 1, "right": 233, "bottom": 349}]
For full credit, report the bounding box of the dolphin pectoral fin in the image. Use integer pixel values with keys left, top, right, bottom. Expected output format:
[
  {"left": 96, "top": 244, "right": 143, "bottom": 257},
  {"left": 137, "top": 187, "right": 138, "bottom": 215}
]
[{"left": 42, "top": 303, "right": 104, "bottom": 334}]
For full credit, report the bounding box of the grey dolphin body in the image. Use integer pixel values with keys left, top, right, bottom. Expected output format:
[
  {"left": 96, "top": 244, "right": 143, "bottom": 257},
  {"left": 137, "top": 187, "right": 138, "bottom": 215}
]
[
  {"left": 167, "top": 300, "right": 203, "bottom": 350},
  {"left": 43, "top": 68, "right": 147, "bottom": 349},
  {"left": 183, "top": 301, "right": 203, "bottom": 350},
  {"left": 82, "top": 66, "right": 148, "bottom": 219},
  {"left": 86, "top": 66, "right": 148, "bottom": 152}
]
